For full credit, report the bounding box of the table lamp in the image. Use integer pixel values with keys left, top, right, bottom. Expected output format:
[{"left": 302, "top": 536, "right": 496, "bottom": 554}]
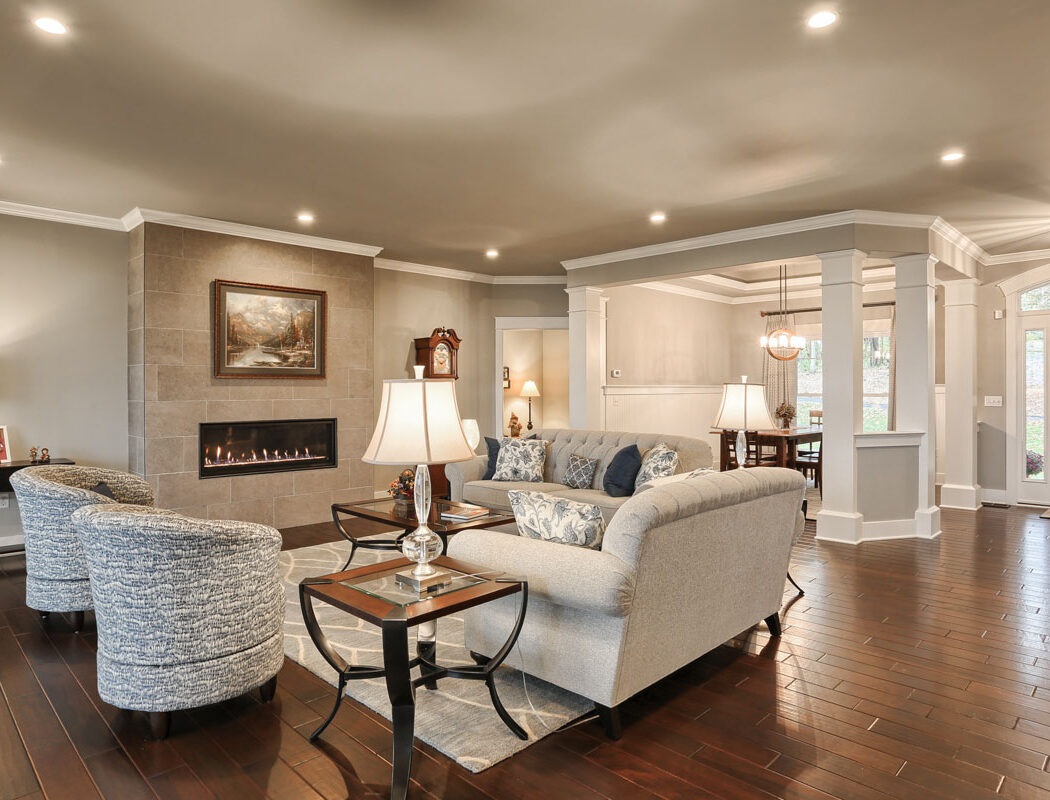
[
  {"left": 363, "top": 378, "right": 477, "bottom": 590},
  {"left": 520, "top": 380, "right": 540, "bottom": 431},
  {"left": 711, "top": 377, "right": 778, "bottom": 466},
  {"left": 461, "top": 419, "right": 481, "bottom": 452}
]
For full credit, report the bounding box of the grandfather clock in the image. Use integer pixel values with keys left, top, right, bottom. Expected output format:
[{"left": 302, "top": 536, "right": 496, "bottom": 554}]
[
  {"left": 414, "top": 327, "right": 462, "bottom": 497},
  {"left": 413, "top": 327, "right": 461, "bottom": 380}
]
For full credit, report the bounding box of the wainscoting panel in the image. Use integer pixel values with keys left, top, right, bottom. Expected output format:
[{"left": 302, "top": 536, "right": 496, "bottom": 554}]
[{"left": 604, "top": 385, "right": 725, "bottom": 467}]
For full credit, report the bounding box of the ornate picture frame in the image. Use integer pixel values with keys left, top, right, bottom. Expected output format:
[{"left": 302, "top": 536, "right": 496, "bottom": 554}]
[{"left": 212, "top": 280, "right": 327, "bottom": 379}]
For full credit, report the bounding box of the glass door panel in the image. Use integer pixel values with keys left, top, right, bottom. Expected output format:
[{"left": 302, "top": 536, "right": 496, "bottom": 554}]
[{"left": 1020, "top": 318, "right": 1050, "bottom": 503}]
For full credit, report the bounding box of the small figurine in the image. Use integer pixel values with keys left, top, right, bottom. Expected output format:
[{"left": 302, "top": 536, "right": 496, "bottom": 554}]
[
  {"left": 29, "top": 446, "right": 38, "bottom": 462},
  {"left": 40, "top": 448, "right": 50, "bottom": 463},
  {"left": 508, "top": 412, "right": 522, "bottom": 438}
]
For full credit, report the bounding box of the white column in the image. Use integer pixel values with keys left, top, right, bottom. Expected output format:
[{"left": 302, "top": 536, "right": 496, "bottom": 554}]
[
  {"left": 816, "top": 249, "right": 865, "bottom": 543},
  {"left": 893, "top": 254, "right": 941, "bottom": 538},
  {"left": 568, "top": 286, "right": 604, "bottom": 429},
  {"left": 940, "top": 279, "right": 981, "bottom": 510}
]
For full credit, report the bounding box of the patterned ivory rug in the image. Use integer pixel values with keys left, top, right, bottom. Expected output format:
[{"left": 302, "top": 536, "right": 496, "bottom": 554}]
[{"left": 279, "top": 540, "right": 593, "bottom": 772}]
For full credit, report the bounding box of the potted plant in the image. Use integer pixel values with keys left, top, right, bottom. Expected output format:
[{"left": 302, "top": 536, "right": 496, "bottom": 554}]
[
  {"left": 388, "top": 469, "right": 416, "bottom": 516},
  {"left": 774, "top": 401, "right": 796, "bottom": 429}
]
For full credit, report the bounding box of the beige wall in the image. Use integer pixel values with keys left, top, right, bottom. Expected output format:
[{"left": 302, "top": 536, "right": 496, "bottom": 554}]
[
  {"left": 0, "top": 216, "right": 129, "bottom": 546},
  {"left": 605, "top": 286, "right": 734, "bottom": 386},
  {"left": 372, "top": 270, "right": 568, "bottom": 487},
  {"left": 542, "top": 329, "right": 570, "bottom": 428},
  {"left": 132, "top": 223, "right": 375, "bottom": 528}
]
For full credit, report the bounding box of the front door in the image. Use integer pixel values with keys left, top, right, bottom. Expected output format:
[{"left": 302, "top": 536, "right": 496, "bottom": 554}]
[{"left": 1020, "top": 312, "right": 1050, "bottom": 504}]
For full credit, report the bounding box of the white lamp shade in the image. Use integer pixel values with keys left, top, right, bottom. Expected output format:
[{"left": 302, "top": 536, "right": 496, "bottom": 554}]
[
  {"left": 711, "top": 382, "right": 778, "bottom": 431},
  {"left": 520, "top": 380, "right": 540, "bottom": 398},
  {"left": 462, "top": 419, "right": 481, "bottom": 451},
  {"left": 363, "top": 379, "right": 477, "bottom": 465}
]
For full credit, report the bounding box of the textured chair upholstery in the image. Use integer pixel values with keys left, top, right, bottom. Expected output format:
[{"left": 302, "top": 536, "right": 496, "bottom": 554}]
[
  {"left": 449, "top": 467, "right": 805, "bottom": 714},
  {"left": 10, "top": 465, "right": 154, "bottom": 614},
  {"left": 72, "top": 504, "right": 284, "bottom": 717},
  {"left": 447, "top": 428, "right": 714, "bottom": 519}
]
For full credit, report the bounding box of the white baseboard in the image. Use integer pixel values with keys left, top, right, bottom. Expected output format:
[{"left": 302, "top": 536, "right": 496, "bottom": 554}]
[{"left": 980, "top": 488, "right": 1008, "bottom": 504}]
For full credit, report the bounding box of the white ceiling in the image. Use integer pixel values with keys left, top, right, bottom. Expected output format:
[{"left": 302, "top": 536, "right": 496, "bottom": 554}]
[{"left": 3, "top": 1, "right": 1050, "bottom": 274}]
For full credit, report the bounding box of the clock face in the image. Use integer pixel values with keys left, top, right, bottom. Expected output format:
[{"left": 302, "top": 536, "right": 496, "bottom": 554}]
[{"left": 432, "top": 342, "right": 452, "bottom": 375}]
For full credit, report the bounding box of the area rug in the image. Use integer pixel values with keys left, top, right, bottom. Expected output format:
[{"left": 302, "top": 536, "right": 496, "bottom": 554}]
[{"left": 279, "top": 541, "right": 593, "bottom": 772}]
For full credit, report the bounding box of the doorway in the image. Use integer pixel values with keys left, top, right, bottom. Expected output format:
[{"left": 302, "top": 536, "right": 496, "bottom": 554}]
[{"left": 494, "top": 317, "right": 569, "bottom": 437}]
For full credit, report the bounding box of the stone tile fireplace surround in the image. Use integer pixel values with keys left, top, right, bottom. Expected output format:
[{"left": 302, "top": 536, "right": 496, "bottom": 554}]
[{"left": 127, "top": 223, "right": 375, "bottom": 528}]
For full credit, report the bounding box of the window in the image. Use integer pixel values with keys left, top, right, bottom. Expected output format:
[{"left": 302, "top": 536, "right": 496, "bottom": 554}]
[
  {"left": 1025, "top": 329, "right": 1045, "bottom": 480},
  {"left": 793, "top": 335, "right": 892, "bottom": 431},
  {"left": 1022, "top": 284, "right": 1050, "bottom": 311}
]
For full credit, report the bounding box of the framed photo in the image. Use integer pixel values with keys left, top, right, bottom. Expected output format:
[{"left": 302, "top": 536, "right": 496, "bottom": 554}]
[
  {"left": 502, "top": 367, "right": 511, "bottom": 389},
  {"left": 0, "top": 425, "right": 10, "bottom": 464},
  {"left": 213, "top": 280, "right": 327, "bottom": 379}
]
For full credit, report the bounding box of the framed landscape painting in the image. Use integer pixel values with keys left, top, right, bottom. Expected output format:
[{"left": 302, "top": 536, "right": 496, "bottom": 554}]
[{"left": 213, "top": 280, "right": 327, "bottom": 379}]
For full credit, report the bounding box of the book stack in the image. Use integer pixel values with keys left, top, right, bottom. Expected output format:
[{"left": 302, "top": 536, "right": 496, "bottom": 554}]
[{"left": 440, "top": 504, "right": 490, "bottom": 522}]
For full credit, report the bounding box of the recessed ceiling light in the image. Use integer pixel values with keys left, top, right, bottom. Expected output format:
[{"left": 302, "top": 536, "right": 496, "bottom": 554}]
[
  {"left": 485, "top": 248, "right": 499, "bottom": 258},
  {"left": 941, "top": 150, "right": 965, "bottom": 163},
  {"left": 296, "top": 212, "right": 314, "bottom": 223},
  {"left": 649, "top": 211, "right": 667, "bottom": 224},
  {"left": 33, "top": 17, "right": 68, "bottom": 35},
  {"left": 806, "top": 10, "right": 837, "bottom": 28}
]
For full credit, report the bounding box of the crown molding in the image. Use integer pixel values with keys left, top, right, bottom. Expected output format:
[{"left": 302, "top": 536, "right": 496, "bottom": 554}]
[
  {"left": 561, "top": 209, "right": 998, "bottom": 272},
  {"left": 984, "top": 248, "right": 1050, "bottom": 267},
  {"left": 123, "top": 208, "right": 382, "bottom": 256},
  {"left": 0, "top": 200, "right": 125, "bottom": 231},
  {"left": 375, "top": 257, "right": 566, "bottom": 285},
  {"left": 639, "top": 277, "right": 894, "bottom": 306}
]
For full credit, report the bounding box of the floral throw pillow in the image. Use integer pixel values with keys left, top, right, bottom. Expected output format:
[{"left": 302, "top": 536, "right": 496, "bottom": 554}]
[
  {"left": 562, "top": 452, "right": 599, "bottom": 490},
  {"left": 634, "top": 443, "right": 680, "bottom": 491},
  {"left": 508, "top": 490, "right": 606, "bottom": 549},
  {"left": 491, "top": 437, "right": 547, "bottom": 482}
]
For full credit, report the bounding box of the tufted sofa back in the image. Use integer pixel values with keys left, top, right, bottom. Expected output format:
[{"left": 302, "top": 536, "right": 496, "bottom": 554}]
[{"left": 527, "top": 428, "right": 712, "bottom": 486}]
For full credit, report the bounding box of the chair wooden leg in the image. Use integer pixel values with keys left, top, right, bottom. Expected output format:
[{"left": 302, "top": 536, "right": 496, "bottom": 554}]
[
  {"left": 70, "top": 610, "right": 85, "bottom": 632},
  {"left": 596, "top": 704, "right": 622, "bottom": 740},
  {"left": 787, "top": 572, "right": 805, "bottom": 596},
  {"left": 765, "top": 612, "right": 782, "bottom": 637},
  {"left": 259, "top": 675, "right": 277, "bottom": 703},
  {"left": 39, "top": 611, "right": 50, "bottom": 625},
  {"left": 149, "top": 711, "right": 171, "bottom": 740}
]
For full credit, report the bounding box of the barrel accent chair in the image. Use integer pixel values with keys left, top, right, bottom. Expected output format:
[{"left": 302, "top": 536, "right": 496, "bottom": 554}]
[
  {"left": 72, "top": 504, "right": 285, "bottom": 739},
  {"left": 10, "top": 465, "right": 154, "bottom": 631}
]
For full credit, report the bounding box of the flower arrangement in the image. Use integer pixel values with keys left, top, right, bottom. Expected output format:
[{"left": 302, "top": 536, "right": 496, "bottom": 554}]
[
  {"left": 388, "top": 468, "right": 416, "bottom": 499},
  {"left": 775, "top": 401, "right": 796, "bottom": 428},
  {"left": 1027, "top": 449, "right": 1044, "bottom": 477}
]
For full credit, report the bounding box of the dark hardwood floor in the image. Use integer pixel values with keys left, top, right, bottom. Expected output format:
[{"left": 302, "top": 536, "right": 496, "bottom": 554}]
[{"left": 4, "top": 506, "right": 1050, "bottom": 799}]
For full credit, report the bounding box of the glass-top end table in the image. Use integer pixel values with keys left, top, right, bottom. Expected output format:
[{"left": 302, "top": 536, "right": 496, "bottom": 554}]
[
  {"left": 338, "top": 561, "right": 487, "bottom": 603},
  {"left": 299, "top": 556, "right": 529, "bottom": 800},
  {"left": 330, "top": 498, "right": 515, "bottom": 572}
]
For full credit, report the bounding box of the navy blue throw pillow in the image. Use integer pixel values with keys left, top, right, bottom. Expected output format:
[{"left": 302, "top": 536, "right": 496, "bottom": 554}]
[
  {"left": 482, "top": 437, "right": 501, "bottom": 480},
  {"left": 603, "top": 445, "right": 642, "bottom": 497},
  {"left": 91, "top": 481, "right": 116, "bottom": 500}
]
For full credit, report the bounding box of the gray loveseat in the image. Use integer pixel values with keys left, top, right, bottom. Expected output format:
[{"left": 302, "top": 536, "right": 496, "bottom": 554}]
[
  {"left": 446, "top": 428, "right": 713, "bottom": 521},
  {"left": 448, "top": 466, "right": 806, "bottom": 738}
]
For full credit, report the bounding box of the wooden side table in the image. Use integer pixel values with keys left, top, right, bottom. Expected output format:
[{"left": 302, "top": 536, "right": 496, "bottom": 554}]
[{"left": 300, "top": 556, "right": 528, "bottom": 800}]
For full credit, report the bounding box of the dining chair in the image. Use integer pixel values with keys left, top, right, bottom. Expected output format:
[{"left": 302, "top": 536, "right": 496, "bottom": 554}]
[
  {"left": 744, "top": 431, "right": 779, "bottom": 468},
  {"left": 795, "top": 441, "right": 822, "bottom": 496}
]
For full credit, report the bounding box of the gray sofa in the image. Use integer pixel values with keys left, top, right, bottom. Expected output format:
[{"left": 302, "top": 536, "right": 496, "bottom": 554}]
[
  {"left": 448, "top": 467, "right": 806, "bottom": 738},
  {"left": 446, "top": 428, "right": 713, "bottom": 521}
]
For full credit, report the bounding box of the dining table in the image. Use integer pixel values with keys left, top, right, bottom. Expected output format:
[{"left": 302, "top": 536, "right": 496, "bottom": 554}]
[{"left": 711, "top": 426, "right": 822, "bottom": 470}]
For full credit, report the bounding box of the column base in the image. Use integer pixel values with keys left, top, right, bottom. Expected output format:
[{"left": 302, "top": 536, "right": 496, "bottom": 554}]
[
  {"left": 914, "top": 506, "right": 942, "bottom": 539},
  {"left": 815, "top": 510, "right": 864, "bottom": 544},
  {"left": 939, "top": 484, "right": 981, "bottom": 511}
]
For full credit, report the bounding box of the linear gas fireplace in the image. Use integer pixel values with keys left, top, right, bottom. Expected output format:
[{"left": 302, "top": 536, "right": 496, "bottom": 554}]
[{"left": 198, "top": 418, "right": 337, "bottom": 478}]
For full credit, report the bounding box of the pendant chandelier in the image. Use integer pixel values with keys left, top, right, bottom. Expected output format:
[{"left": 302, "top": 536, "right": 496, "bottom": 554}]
[{"left": 759, "top": 265, "right": 806, "bottom": 361}]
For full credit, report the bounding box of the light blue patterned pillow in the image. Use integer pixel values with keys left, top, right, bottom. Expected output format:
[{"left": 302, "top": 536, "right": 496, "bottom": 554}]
[
  {"left": 492, "top": 438, "right": 548, "bottom": 482},
  {"left": 635, "top": 467, "right": 714, "bottom": 494},
  {"left": 634, "top": 443, "right": 680, "bottom": 491},
  {"left": 508, "top": 490, "right": 605, "bottom": 549}
]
